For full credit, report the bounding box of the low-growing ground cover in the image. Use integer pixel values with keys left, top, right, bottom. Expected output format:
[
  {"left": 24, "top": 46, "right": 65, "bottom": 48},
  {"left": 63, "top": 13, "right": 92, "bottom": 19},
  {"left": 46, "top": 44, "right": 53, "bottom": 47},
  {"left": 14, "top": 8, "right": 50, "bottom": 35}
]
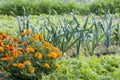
[{"left": 43, "top": 54, "right": 120, "bottom": 80}]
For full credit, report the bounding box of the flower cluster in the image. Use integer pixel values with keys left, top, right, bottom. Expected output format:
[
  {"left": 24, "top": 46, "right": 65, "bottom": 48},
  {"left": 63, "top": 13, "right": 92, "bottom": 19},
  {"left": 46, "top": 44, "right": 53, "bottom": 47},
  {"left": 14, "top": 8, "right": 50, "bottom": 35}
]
[{"left": 0, "top": 30, "right": 62, "bottom": 80}]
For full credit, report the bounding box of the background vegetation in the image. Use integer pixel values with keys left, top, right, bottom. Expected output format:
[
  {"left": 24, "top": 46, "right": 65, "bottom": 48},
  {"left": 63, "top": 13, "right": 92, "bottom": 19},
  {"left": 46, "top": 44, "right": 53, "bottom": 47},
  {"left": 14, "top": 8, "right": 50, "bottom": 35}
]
[{"left": 0, "top": 0, "right": 119, "bottom": 16}]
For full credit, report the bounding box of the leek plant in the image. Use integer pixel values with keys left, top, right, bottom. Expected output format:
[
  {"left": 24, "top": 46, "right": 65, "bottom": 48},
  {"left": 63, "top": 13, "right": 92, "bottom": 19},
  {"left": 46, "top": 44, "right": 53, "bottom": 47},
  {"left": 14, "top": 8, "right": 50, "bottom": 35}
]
[{"left": 16, "top": 13, "right": 119, "bottom": 56}]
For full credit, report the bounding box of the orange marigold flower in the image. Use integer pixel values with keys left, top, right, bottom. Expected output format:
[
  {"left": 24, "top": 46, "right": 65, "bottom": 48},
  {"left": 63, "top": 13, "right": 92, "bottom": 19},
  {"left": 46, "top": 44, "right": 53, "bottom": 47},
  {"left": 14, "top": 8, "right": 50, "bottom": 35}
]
[
  {"left": 45, "top": 63, "right": 50, "bottom": 68},
  {"left": 22, "top": 30, "right": 31, "bottom": 36},
  {"left": 6, "top": 45, "right": 14, "bottom": 52},
  {"left": 25, "top": 30, "right": 32, "bottom": 34},
  {"left": 24, "top": 60, "right": 31, "bottom": 65},
  {"left": 57, "top": 52, "right": 62, "bottom": 56},
  {"left": 6, "top": 45, "right": 10, "bottom": 50},
  {"left": 38, "top": 34, "right": 44, "bottom": 41},
  {"left": 13, "top": 50, "right": 22, "bottom": 57},
  {"left": 22, "top": 32, "right": 27, "bottom": 36},
  {"left": 12, "top": 63, "right": 17, "bottom": 67},
  {"left": 48, "top": 52, "right": 57, "bottom": 59},
  {"left": 56, "top": 64, "right": 60, "bottom": 69},
  {"left": 52, "top": 46, "right": 59, "bottom": 52},
  {"left": 1, "top": 34, "right": 7, "bottom": 39},
  {"left": 1, "top": 57, "right": 7, "bottom": 61},
  {"left": 13, "top": 52, "right": 19, "bottom": 57},
  {"left": 21, "top": 41, "right": 27, "bottom": 45},
  {"left": 32, "top": 34, "right": 39, "bottom": 41},
  {"left": 14, "top": 38, "right": 18, "bottom": 43},
  {"left": 0, "top": 46, "right": 4, "bottom": 52},
  {"left": 17, "top": 63, "right": 25, "bottom": 69},
  {"left": 4, "top": 53, "right": 9, "bottom": 57},
  {"left": 34, "top": 52, "right": 42, "bottom": 59},
  {"left": 9, "top": 46, "right": 14, "bottom": 53},
  {"left": 0, "top": 40, "right": 2, "bottom": 44},
  {"left": 28, "top": 68, "right": 35, "bottom": 73},
  {"left": 7, "top": 56, "right": 14, "bottom": 61},
  {"left": 44, "top": 42, "right": 50, "bottom": 49},
  {"left": 14, "top": 42, "right": 18, "bottom": 47},
  {"left": 26, "top": 45, "right": 35, "bottom": 53},
  {"left": 16, "top": 48, "right": 22, "bottom": 55},
  {"left": 0, "top": 40, "right": 4, "bottom": 46},
  {"left": 30, "top": 48, "right": 35, "bottom": 52}
]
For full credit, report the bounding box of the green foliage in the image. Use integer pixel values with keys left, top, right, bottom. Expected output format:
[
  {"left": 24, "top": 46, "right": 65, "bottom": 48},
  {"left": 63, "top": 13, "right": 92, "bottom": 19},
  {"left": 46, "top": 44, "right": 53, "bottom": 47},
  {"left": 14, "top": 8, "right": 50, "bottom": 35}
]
[
  {"left": 88, "top": 0, "right": 120, "bottom": 15},
  {"left": 43, "top": 54, "right": 120, "bottom": 80},
  {"left": 16, "top": 14, "right": 89, "bottom": 56},
  {"left": 0, "top": 0, "right": 119, "bottom": 16},
  {"left": 0, "top": 15, "right": 17, "bottom": 35},
  {"left": 0, "top": 0, "right": 77, "bottom": 16}
]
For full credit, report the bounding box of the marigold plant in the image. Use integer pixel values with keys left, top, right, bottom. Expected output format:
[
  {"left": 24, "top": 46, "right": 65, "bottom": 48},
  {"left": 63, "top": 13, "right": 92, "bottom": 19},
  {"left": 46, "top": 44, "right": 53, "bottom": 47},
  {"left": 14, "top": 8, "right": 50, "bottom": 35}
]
[{"left": 0, "top": 31, "right": 62, "bottom": 80}]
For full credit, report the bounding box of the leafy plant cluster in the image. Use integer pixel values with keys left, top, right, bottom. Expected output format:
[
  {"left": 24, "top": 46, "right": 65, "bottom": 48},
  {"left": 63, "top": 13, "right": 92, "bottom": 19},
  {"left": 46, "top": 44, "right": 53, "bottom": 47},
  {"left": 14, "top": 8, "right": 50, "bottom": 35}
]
[
  {"left": 0, "top": 0, "right": 119, "bottom": 16},
  {"left": 43, "top": 54, "right": 120, "bottom": 80},
  {"left": 19, "top": 14, "right": 120, "bottom": 56},
  {"left": 0, "top": 29, "right": 62, "bottom": 80}
]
